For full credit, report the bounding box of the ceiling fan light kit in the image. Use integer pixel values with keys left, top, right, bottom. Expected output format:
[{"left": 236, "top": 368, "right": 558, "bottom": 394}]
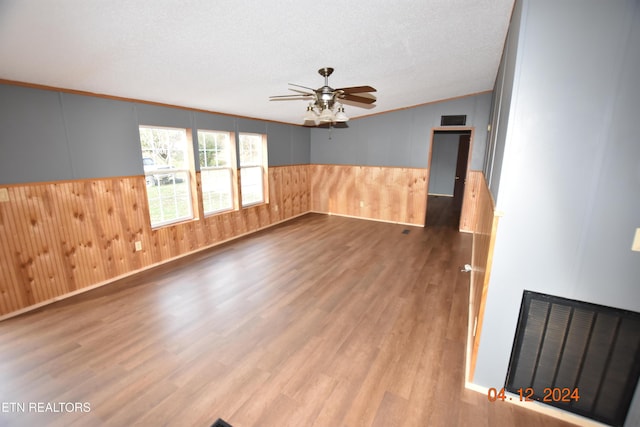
[
  {"left": 303, "top": 104, "right": 319, "bottom": 126},
  {"left": 334, "top": 105, "right": 348, "bottom": 122},
  {"left": 270, "top": 67, "right": 376, "bottom": 127}
]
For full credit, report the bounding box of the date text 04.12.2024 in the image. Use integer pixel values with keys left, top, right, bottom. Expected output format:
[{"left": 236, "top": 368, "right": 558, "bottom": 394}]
[{"left": 487, "top": 387, "right": 580, "bottom": 403}]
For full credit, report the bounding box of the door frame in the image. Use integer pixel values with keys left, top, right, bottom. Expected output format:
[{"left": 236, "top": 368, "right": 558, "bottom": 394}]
[{"left": 425, "top": 126, "right": 475, "bottom": 230}]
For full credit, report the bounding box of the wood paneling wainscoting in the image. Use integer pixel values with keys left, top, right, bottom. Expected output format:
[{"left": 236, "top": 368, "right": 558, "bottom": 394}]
[
  {"left": 459, "top": 171, "right": 483, "bottom": 233},
  {"left": 310, "top": 165, "right": 483, "bottom": 231},
  {"left": 0, "top": 165, "right": 309, "bottom": 318},
  {"left": 467, "top": 172, "right": 501, "bottom": 381},
  {"left": 310, "top": 164, "right": 428, "bottom": 226},
  {"left": 1, "top": 164, "right": 488, "bottom": 319}
]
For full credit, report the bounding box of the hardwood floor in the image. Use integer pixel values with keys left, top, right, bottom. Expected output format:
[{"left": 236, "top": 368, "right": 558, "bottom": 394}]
[
  {"left": 425, "top": 195, "right": 461, "bottom": 228},
  {"left": 0, "top": 213, "right": 577, "bottom": 427}
]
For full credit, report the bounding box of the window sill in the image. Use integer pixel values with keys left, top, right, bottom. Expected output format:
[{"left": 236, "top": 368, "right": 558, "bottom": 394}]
[
  {"left": 241, "top": 201, "right": 267, "bottom": 209},
  {"left": 150, "top": 216, "right": 199, "bottom": 230},
  {"left": 204, "top": 208, "right": 235, "bottom": 218}
]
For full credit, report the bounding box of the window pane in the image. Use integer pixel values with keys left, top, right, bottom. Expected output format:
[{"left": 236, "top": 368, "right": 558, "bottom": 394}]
[
  {"left": 140, "top": 127, "right": 189, "bottom": 169},
  {"left": 198, "top": 131, "right": 231, "bottom": 168},
  {"left": 139, "top": 126, "right": 193, "bottom": 227},
  {"left": 239, "top": 134, "right": 262, "bottom": 166},
  {"left": 241, "top": 166, "right": 263, "bottom": 206},
  {"left": 239, "top": 133, "right": 266, "bottom": 207},
  {"left": 144, "top": 171, "right": 192, "bottom": 226},
  {"left": 197, "top": 130, "right": 234, "bottom": 214},
  {"left": 202, "top": 168, "right": 233, "bottom": 214}
]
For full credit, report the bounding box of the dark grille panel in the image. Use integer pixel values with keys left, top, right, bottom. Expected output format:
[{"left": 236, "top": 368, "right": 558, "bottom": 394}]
[
  {"left": 211, "top": 419, "right": 233, "bottom": 427},
  {"left": 506, "top": 291, "right": 640, "bottom": 427},
  {"left": 440, "top": 115, "right": 467, "bottom": 126}
]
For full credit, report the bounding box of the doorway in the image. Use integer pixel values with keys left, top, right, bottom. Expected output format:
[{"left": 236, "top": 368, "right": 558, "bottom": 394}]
[{"left": 425, "top": 129, "right": 472, "bottom": 228}]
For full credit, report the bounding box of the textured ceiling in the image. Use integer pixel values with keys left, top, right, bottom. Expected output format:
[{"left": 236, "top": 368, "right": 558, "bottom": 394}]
[{"left": 0, "top": 0, "right": 514, "bottom": 125}]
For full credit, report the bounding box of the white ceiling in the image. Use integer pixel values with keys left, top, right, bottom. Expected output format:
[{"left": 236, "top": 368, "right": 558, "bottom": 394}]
[{"left": 0, "top": 0, "right": 514, "bottom": 125}]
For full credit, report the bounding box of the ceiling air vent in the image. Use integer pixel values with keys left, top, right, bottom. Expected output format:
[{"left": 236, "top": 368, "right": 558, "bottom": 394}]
[{"left": 440, "top": 115, "right": 467, "bottom": 126}]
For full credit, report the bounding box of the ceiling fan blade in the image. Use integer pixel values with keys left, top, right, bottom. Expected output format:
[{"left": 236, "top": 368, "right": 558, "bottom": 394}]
[
  {"left": 269, "top": 98, "right": 312, "bottom": 103},
  {"left": 269, "top": 94, "right": 313, "bottom": 99},
  {"left": 336, "top": 85, "right": 377, "bottom": 94},
  {"left": 341, "top": 98, "right": 377, "bottom": 110},
  {"left": 288, "top": 88, "right": 315, "bottom": 96},
  {"left": 289, "top": 83, "right": 317, "bottom": 92},
  {"left": 269, "top": 97, "right": 312, "bottom": 102},
  {"left": 339, "top": 93, "right": 377, "bottom": 104}
]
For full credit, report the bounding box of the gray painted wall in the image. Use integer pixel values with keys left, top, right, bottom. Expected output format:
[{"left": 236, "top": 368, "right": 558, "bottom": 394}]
[
  {"left": 0, "top": 85, "right": 73, "bottom": 182},
  {"left": 310, "top": 93, "right": 492, "bottom": 169},
  {"left": 65, "top": 94, "right": 142, "bottom": 179},
  {"left": 483, "top": 0, "right": 523, "bottom": 202},
  {"left": 0, "top": 84, "right": 310, "bottom": 184},
  {"left": 474, "top": 1, "right": 640, "bottom": 425},
  {"left": 265, "top": 122, "right": 310, "bottom": 166},
  {"left": 428, "top": 133, "right": 459, "bottom": 196}
]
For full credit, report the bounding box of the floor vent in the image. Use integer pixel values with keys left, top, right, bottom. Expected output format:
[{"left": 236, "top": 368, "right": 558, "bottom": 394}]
[
  {"left": 211, "top": 419, "right": 233, "bottom": 427},
  {"left": 506, "top": 291, "right": 640, "bottom": 427}
]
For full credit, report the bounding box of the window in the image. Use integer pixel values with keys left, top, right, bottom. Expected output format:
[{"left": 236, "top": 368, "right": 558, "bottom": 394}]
[
  {"left": 197, "top": 130, "right": 235, "bottom": 215},
  {"left": 139, "top": 126, "right": 193, "bottom": 227},
  {"left": 239, "top": 133, "right": 267, "bottom": 206}
]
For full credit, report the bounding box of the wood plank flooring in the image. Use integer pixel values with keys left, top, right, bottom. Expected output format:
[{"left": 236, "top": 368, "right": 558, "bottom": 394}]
[{"left": 0, "top": 213, "right": 578, "bottom": 427}]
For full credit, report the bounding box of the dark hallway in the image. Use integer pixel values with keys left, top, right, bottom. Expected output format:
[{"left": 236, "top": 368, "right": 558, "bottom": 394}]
[{"left": 425, "top": 195, "right": 460, "bottom": 228}]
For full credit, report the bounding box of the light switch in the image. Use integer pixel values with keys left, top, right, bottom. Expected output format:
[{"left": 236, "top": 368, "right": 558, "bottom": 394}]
[
  {"left": 0, "top": 188, "right": 8, "bottom": 202},
  {"left": 632, "top": 228, "right": 640, "bottom": 252}
]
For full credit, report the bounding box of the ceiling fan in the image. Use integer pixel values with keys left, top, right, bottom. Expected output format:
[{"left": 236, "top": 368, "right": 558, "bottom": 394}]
[{"left": 269, "top": 67, "right": 376, "bottom": 126}]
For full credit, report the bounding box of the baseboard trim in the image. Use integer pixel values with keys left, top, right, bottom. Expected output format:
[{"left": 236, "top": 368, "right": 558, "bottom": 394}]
[{"left": 309, "top": 210, "right": 424, "bottom": 228}]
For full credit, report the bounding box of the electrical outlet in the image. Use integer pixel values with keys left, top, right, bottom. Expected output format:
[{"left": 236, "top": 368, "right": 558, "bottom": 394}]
[
  {"left": 274, "top": 205, "right": 279, "bottom": 212},
  {"left": 0, "top": 188, "right": 9, "bottom": 203},
  {"left": 359, "top": 200, "right": 364, "bottom": 208},
  {"left": 632, "top": 228, "right": 640, "bottom": 252},
  {"left": 135, "top": 241, "right": 142, "bottom": 252}
]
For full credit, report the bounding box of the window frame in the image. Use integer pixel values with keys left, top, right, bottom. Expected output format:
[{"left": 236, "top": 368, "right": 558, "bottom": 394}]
[
  {"left": 139, "top": 125, "right": 197, "bottom": 229},
  {"left": 196, "top": 129, "right": 238, "bottom": 216},
  {"left": 238, "top": 132, "right": 268, "bottom": 207}
]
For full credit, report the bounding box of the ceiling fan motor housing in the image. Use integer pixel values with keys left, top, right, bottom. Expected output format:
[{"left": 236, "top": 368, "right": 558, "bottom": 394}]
[
  {"left": 317, "top": 68, "right": 336, "bottom": 109},
  {"left": 318, "top": 86, "right": 335, "bottom": 109}
]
